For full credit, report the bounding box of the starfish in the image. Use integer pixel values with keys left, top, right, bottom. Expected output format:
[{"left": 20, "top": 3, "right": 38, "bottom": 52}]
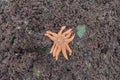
[{"left": 44, "top": 26, "right": 75, "bottom": 60}]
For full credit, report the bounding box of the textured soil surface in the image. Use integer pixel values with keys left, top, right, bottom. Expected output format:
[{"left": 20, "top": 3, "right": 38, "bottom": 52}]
[{"left": 0, "top": 0, "right": 120, "bottom": 80}]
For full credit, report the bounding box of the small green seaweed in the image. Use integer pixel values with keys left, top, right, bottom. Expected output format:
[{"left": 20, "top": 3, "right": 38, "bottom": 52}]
[
  {"left": 85, "top": 61, "right": 92, "bottom": 69},
  {"left": 33, "top": 69, "right": 41, "bottom": 77},
  {"left": 83, "top": 51, "right": 92, "bottom": 57},
  {"left": 33, "top": 69, "right": 44, "bottom": 80},
  {"left": 77, "top": 25, "right": 86, "bottom": 38},
  {"left": 10, "top": 32, "right": 16, "bottom": 46},
  {"left": 25, "top": 27, "right": 33, "bottom": 35},
  {"left": 82, "top": 74, "right": 90, "bottom": 80}
]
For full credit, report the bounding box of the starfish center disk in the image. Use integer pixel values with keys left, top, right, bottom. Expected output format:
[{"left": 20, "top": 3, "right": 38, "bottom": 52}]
[{"left": 56, "top": 35, "right": 64, "bottom": 44}]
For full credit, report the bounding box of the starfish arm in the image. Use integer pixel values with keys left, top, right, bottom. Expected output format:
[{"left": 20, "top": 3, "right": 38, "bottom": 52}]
[
  {"left": 46, "top": 31, "right": 57, "bottom": 37},
  {"left": 63, "top": 29, "right": 72, "bottom": 36},
  {"left": 58, "top": 26, "right": 66, "bottom": 34},
  {"left": 50, "top": 43, "right": 56, "bottom": 53},
  {"left": 62, "top": 46, "right": 68, "bottom": 60},
  {"left": 44, "top": 33, "right": 56, "bottom": 41},
  {"left": 65, "top": 43, "right": 72, "bottom": 56},
  {"left": 66, "top": 34, "right": 75, "bottom": 43},
  {"left": 55, "top": 47, "right": 61, "bottom": 60},
  {"left": 65, "top": 32, "right": 71, "bottom": 39},
  {"left": 53, "top": 45, "right": 57, "bottom": 57}
]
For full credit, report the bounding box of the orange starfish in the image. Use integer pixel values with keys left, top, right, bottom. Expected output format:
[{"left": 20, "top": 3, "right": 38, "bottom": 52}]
[{"left": 44, "top": 26, "right": 75, "bottom": 60}]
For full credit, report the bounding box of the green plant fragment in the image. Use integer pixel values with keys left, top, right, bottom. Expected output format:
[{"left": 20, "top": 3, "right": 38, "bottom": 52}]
[{"left": 77, "top": 25, "right": 86, "bottom": 38}]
